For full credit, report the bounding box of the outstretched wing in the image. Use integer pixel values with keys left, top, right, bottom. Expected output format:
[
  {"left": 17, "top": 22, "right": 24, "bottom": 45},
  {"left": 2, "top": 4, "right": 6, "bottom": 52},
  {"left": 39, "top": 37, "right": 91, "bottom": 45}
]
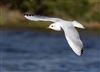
[
  {"left": 24, "top": 15, "right": 62, "bottom": 22},
  {"left": 61, "top": 23, "right": 83, "bottom": 56}
]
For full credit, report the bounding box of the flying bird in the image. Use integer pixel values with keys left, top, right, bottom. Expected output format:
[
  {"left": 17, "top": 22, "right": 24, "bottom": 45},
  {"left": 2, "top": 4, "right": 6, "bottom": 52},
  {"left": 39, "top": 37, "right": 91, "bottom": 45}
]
[{"left": 24, "top": 15, "right": 85, "bottom": 56}]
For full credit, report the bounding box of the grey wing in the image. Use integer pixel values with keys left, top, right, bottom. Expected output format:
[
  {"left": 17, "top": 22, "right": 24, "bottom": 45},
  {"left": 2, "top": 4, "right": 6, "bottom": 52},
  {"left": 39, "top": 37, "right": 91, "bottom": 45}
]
[
  {"left": 62, "top": 24, "right": 83, "bottom": 56},
  {"left": 24, "top": 15, "right": 62, "bottom": 22}
]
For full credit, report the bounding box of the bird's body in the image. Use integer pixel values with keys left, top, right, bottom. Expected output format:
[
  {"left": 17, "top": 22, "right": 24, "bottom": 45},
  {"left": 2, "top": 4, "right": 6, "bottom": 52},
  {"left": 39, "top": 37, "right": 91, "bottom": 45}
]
[{"left": 24, "top": 15, "right": 85, "bottom": 56}]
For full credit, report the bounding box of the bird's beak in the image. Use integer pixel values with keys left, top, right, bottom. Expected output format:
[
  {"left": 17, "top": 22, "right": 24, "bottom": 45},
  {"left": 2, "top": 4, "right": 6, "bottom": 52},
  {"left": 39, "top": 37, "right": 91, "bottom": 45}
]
[
  {"left": 46, "top": 27, "right": 51, "bottom": 30},
  {"left": 46, "top": 27, "right": 49, "bottom": 29},
  {"left": 48, "top": 26, "right": 50, "bottom": 29}
]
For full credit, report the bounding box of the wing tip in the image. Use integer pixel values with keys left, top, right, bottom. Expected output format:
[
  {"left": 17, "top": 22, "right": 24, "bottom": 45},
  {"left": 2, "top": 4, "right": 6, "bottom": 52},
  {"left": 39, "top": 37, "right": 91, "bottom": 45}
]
[
  {"left": 24, "top": 13, "right": 34, "bottom": 16},
  {"left": 24, "top": 14, "right": 36, "bottom": 21},
  {"left": 76, "top": 49, "right": 83, "bottom": 56}
]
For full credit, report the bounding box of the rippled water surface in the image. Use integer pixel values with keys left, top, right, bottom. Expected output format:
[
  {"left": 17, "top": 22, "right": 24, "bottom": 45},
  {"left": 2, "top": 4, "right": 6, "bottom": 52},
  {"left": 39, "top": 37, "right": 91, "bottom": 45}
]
[{"left": 0, "top": 29, "right": 100, "bottom": 72}]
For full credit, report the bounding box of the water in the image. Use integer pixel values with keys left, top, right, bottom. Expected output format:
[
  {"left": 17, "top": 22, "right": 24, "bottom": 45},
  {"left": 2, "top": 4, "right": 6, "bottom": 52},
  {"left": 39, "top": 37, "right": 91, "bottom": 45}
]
[{"left": 0, "top": 29, "right": 100, "bottom": 72}]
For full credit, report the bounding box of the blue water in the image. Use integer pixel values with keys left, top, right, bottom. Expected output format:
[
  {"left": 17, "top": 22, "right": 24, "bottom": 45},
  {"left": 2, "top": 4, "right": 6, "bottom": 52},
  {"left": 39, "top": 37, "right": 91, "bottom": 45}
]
[{"left": 0, "top": 29, "right": 100, "bottom": 72}]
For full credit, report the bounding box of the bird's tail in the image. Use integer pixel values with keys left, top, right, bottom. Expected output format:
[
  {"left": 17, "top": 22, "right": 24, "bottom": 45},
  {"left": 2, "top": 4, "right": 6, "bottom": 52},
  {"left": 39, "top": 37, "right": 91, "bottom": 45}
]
[{"left": 72, "top": 21, "right": 85, "bottom": 29}]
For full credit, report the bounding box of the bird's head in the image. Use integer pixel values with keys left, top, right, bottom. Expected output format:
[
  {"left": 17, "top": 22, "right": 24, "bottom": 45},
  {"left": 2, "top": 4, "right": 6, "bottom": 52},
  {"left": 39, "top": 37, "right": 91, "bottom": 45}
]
[{"left": 48, "top": 24, "right": 61, "bottom": 31}]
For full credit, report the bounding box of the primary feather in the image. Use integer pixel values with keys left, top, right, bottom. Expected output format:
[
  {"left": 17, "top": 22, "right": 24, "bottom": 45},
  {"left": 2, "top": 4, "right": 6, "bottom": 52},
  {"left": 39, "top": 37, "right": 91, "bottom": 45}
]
[{"left": 24, "top": 15, "right": 62, "bottom": 22}]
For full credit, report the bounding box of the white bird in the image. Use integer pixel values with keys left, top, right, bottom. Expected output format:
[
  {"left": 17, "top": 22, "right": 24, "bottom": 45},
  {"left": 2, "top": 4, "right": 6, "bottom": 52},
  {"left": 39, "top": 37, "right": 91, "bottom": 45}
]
[{"left": 24, "top": 15, "right": 85, "bottom": 56}]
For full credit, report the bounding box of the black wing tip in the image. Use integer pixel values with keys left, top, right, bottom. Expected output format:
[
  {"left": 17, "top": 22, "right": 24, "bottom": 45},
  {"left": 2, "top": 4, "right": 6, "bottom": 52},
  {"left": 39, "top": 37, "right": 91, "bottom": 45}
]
[
  {"left": 24, "top": 13, "right": 49, "bottom": 18},
  {"left": 24, "top": 13, "right": 34, "bottom": 16},
  {"left": 81, "top": 49, "right": 84, "bottom": 56},
  {"left": 77, "top": 49, "right": 84, "bottom": 56}
]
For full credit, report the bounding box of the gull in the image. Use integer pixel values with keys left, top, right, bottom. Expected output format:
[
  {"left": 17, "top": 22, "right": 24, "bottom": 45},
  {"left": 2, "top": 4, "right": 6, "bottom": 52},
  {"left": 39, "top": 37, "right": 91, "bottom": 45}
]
[{"left": 24, "top": 15, "right": 85, "bottom": 56}]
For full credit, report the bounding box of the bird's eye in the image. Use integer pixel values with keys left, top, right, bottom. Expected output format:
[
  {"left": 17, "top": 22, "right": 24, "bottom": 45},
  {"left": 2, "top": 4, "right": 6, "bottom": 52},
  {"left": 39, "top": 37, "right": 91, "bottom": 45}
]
[{"left": 51, "top": 25, "right": 54, "bottom": 27}]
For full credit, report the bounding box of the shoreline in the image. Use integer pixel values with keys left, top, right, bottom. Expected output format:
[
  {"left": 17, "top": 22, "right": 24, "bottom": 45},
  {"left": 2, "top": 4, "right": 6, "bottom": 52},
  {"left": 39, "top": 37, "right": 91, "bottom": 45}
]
[
  {"left": 0, "top": 23, "right": 100, "bottom": 30},
  {"left": 85, "top": 22, "right": 100, "bottom": 30}
]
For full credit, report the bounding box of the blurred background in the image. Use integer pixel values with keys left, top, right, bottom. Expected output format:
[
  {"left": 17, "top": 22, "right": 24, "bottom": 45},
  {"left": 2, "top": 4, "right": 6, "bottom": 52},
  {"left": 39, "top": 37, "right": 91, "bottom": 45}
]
[{"left": 0, "top": 0, "right": 100, "bottom": 72}]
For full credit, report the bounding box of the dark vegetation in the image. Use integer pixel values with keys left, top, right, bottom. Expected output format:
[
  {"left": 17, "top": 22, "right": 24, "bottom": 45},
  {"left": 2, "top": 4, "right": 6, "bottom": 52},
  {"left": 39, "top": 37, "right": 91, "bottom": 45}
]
[{"left": 0, "top": 0, "right": 100, "bottom": 29}]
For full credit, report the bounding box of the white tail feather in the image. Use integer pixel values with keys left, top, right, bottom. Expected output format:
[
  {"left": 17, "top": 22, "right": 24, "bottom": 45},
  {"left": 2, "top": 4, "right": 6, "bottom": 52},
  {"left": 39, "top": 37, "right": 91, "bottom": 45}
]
[{"left": 72, "top": 21, "right": 85, "bottom": 29}]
